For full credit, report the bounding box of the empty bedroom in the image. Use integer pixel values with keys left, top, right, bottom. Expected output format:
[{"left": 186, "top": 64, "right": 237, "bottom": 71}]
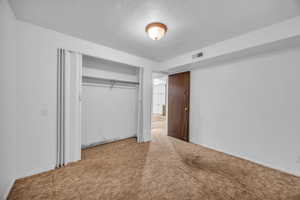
[{"left": 1, "top": 0, "right": 300, "bottom": 199}]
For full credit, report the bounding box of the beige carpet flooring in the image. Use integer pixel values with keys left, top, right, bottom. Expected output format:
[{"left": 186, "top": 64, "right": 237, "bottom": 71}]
[
  {"left": 8, "top": 119, "right": 300, "bottom": 199},
  {"left": 151, "top": 114, "right": 166, "bottom": 135}
]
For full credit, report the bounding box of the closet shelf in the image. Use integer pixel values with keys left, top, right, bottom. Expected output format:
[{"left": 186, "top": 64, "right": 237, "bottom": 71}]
[{"left": 82, "top": 75, "right": 139, "bottom": 85}]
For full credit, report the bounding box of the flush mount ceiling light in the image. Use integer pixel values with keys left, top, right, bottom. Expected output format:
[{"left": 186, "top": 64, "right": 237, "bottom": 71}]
[{"left": 145, "top": 22, "right": 168, "bottom": 40}]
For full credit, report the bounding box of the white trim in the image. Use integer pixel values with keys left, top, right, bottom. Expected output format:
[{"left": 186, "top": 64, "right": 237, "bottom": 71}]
[
  {"left": 2, "top": 179, "right": 15, "bottom": 200},
  {"left": 82, "top": 136, "right": 137, "bottom": 149}
]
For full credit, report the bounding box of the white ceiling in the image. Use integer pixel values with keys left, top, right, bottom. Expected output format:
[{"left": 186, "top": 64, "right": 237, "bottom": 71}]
[{"left": 9, "top": 0, "right": 300, "bottom": 61}]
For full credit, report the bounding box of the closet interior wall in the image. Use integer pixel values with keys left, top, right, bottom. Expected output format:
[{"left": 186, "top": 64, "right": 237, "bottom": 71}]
[{"left": 81, "top": 55, "right": 140, "bottom": 148}]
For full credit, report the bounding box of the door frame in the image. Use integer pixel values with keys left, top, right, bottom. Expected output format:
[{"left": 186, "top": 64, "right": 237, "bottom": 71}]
[{"left": 151, "top": 72, "right": 169, "bottom": 136}]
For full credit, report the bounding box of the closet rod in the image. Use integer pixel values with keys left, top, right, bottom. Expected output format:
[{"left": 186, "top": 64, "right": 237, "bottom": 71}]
[
  {"left": 82, "top": 83, "right": 138, "bottom": 89},
  {"left": 82, "top": 75, "right": 139, "bottom": 85}
]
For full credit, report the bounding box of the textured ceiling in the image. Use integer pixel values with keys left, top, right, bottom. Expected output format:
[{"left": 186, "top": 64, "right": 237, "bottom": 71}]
[{"left": 9, "top": 0, "right": 300, "bottom": 61}]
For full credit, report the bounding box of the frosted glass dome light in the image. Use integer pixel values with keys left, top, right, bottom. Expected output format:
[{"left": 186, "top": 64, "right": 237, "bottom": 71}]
[{"left": 145, "top": 22, "right": 168, "bottom": 40}]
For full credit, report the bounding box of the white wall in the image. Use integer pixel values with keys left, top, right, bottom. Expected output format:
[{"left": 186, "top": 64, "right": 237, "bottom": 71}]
[
  {"left": 16, "top": 20, "right": 153, "bottom": 179},
  {"left": 81, "top": 56, "right": 139, "bottom": 146},
  {"left": 159, "top": 16, "right": 300, "bottom": 71},
  {"left": 190, "top": 45, "right": 300, "bottom": 176},
  {"left": 82, "top": 85, "right": 138, "bottom": 146},
  {"left": 0, "top": 0, "right": 16, "bottom": 198}
]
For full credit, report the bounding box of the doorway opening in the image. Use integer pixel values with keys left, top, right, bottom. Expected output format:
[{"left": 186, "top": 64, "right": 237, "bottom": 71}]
[{"left": 151, "top": 73, "right": 168, "bottom": 137}]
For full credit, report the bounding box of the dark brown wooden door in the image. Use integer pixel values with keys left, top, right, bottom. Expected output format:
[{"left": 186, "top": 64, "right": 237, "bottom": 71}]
[{"left": 168, "top": 71, "right": 190, "bottom": 141}]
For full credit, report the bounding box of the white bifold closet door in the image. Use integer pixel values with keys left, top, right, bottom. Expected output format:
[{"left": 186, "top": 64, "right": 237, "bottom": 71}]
[
  {"left": 137, "top": 67, "right": 144, "bottom": 142},
  {"left": 57, "top": 49, "right": 82, "bottom": 167}
]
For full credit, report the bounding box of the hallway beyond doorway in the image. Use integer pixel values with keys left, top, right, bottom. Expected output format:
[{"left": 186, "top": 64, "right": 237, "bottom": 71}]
[{"left": 151, "top": 114, "right": 166, "bottom": 135}]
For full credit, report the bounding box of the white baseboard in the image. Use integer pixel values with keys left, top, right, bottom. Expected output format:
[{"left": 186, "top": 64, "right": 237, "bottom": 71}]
[
  {"left": 17, "top": 165, "right": 55, "bottom": 180},
  {"left": 2, "top": 179, "right": 15, "bottom": 200},
  {"left": 82, "top": 135, "right": 137, "bottom": 149},
  {"left": 191, "top": 142, "right": 300, "bottom": 177}
]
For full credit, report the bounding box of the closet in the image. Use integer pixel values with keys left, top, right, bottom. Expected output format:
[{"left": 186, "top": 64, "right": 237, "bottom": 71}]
[
  {"left": 56, "top": 50, "right": 145, "bottom": 167},
  {"left": 81, "top": 55, "right": 141, "bottom": 149}
]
